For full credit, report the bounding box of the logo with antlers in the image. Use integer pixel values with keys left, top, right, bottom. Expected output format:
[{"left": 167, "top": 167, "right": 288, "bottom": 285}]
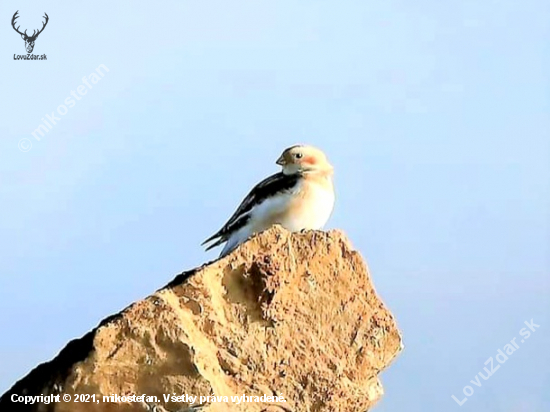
[{"left": 11, "top": 11, "right": 49, "bottom": 54}]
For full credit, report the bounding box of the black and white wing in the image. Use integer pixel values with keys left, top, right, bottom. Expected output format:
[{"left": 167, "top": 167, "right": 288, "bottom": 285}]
[{"left": 202, "top": 172, "right": 300, "bottom": 251}]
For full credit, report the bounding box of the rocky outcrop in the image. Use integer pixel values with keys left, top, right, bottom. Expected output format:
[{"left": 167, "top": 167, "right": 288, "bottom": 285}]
[{"left": 1, "top": 226, "right": 402, "bottom": 412}]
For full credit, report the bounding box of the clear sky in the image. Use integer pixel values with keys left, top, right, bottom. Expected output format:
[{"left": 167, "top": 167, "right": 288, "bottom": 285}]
[{"left": 1, "top": 0, "right": 549, "bottom": 410}]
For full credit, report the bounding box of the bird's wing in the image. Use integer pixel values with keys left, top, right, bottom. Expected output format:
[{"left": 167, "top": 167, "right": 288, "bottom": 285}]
[{"left": 202, "top": 172, "right": 301, "bottom": 249}]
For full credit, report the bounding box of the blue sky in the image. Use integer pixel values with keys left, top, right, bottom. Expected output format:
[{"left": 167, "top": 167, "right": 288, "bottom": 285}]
[{"left": 1, "top": 1, "right": 549, "bottom": 410}]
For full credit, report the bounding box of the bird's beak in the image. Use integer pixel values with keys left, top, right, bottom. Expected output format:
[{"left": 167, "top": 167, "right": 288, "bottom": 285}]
[{"left": 276, "top": 155, "right": 285, "bottom": 166}]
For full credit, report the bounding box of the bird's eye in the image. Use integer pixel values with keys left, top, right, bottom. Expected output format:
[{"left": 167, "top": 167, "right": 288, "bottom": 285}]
[{"left": 295, "top": 153, "right": 303, "bottom": 159}]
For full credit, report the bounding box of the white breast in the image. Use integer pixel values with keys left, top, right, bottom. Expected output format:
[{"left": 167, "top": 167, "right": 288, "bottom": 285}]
[
  {"left": 289, "top": 178, "right": 335, "bottom": 230},
  {"left": 244, "top": 176, "right": 335, "bottom": 236},
  {"left": 220, "top": 176, "right": 334, "bottom": 257}
]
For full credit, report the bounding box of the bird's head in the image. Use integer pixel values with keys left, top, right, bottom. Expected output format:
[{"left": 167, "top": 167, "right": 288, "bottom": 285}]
[{"left": 276, "top": 145, "right": 333, "bottom": 175}]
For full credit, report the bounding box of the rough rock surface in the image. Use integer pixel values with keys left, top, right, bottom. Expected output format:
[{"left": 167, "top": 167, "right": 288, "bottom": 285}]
[{"left": 1, "top": 226, "right": 403, "bottom": 412}]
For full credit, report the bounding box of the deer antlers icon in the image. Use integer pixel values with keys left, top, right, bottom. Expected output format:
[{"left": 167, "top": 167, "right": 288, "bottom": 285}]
[{"left": 12, "top": 11, "right": 49, "bottom": 54}]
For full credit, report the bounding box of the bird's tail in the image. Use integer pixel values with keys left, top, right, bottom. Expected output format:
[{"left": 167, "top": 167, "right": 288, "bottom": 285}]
[
  {"left": 201, "top": 229, "right": 228, "bottom": 251},
  {"left": 202, "top": 237, "right": 225, "bottom": 251}
]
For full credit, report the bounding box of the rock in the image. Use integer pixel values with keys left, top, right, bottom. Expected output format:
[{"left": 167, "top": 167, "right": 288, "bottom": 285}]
[{"left": 1, "top": 226, "right": 403, "bottom": 412}]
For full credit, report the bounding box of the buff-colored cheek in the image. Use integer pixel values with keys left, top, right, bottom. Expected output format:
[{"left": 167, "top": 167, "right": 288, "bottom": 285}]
[{"left": 303, "top": 156, "right": 317, "bottom": 165}]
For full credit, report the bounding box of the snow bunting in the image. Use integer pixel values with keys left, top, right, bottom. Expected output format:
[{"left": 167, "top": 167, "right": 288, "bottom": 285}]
[{"left": 202, "top": 145, "right": 335, "bottom": 258}]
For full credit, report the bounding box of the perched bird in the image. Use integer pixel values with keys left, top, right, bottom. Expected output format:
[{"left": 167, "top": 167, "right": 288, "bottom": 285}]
[{"left": 202, "top": 144, "right": 335, "bottom": 257}]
